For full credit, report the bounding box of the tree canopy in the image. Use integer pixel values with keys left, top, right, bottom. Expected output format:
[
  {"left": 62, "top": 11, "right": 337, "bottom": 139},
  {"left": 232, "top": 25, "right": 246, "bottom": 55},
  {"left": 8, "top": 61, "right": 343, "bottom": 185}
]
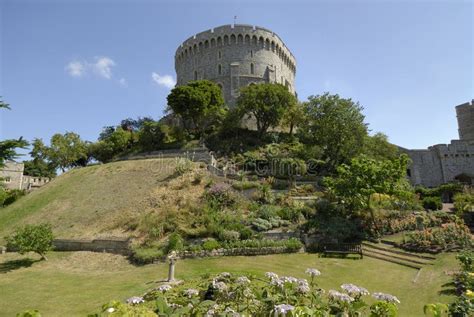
[
  {"left": 236, "top": 83, "right": 297, "bottom": 136},
  {"left": 167, "top": 80, "right": 227, "bottom": 138},
  {"left": 298, "top": 93, "right": 368, "bottom": 173}
]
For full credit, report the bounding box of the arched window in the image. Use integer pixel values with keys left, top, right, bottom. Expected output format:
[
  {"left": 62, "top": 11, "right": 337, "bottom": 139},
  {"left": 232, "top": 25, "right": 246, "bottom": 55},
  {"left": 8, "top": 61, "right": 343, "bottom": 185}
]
[
  {"left": 218, "top": 50, "right": 222, "bottom": 59},
  {"left": 199, "top": 42, "right": 203, "bottom": 51},
  {"left": 204, "top": 40, "right": 209, "bottom": 49},
  {"left": 211, "top": 38, "right": 216, "bottom": 47},
  {"left": 217, "top": 37, "right": 222, "bottom": 46},
  {"left": 193, "top": 44, "right": 197, "bottom": 53},
  {"left": 259, "top": 37, "right": 264, "bottom": 48},
  {"left": 218, "top": 64, "right": 222, "bottom": 75},
  {"left": 194, "top": 71, "right": 198, "bottom": 80},
  {"left": 252, "top": 35, "right": 258, "bottom": 45},
  {"left": 250, "top": 50, "right": 253, "bottom": 58},
  {"left": 238, "top": 34, "right": 243, "bottom": 44},
  {"left": 223, "top": 35, "right": 229, "bottom": 45},
  {"left": 250, "top": 63, "right": 254, "bottom": 75},
  {"left": 271, "top": 41, "right": 275, "bottom": 52},
  {"left": 230, "top": 34, "right": 236, "bottom": 44},
  {"left": 245, "top": 34, "right": 250, "bottom": 44},
  {"left": 265, "top": 39, "right": 270, "bottom": 50}
]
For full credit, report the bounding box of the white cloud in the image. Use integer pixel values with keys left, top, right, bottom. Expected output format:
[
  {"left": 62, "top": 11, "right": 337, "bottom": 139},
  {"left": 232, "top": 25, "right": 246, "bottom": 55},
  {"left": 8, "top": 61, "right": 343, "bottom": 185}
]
[
  {"left": 92, "top": 56, "right": 115, "bottom": 79},
  {"left": 65, "top": 56, "right": 120, "bottom": 82},
  {"left": 65, "top": 61, "right": 85, "bottom": 77},
  {"left": 152, "top": 72, "right": 176, "bottom": 89}
]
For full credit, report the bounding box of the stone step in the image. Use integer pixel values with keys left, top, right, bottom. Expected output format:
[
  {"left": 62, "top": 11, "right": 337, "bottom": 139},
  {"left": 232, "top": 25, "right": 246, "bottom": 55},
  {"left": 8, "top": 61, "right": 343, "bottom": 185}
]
[
  {"left": 362, "top": 250, "right": 423, "bottom": 270},
  {"left": 362, "top": 246, "right": 432, "bottom": 266},
  {"left": 362, "top": 242, "right": 436, "bottom": 260}
]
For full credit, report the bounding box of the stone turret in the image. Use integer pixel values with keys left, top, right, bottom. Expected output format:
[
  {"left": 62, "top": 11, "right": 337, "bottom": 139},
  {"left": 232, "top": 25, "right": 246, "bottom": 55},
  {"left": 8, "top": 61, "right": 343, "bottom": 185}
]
[
  {"left": 456, "top": 99, "right": 474, "bottom": 141},
  {"left": 174, "top": 24, "right": 296, "bottom": 106}
]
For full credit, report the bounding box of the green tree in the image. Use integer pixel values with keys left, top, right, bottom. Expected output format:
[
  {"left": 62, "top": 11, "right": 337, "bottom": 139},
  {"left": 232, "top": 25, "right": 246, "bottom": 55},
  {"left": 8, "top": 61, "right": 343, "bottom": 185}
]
[
  {"left": 362, "top": 132, "right": 399, "bottom": 161},
  {"left": 23, "top": 139, "right": 57, "bottom": 178},
  {"left": 0, "top": 98, "right": 28, "bottom": 169},
  {"left": 298, "top": 93, "right": 368, "bottom": 173},
  {"left": 47, "top": 132, "right": 88, "bottom": 172},
  {"left": 6, "top": 223, "right": 54, "bottom": 261},
  {"left": 236, "top": 83, "right": 297, "bottom": 136},
  {"left": 138, "top": 121, "right": 166, "bottom": 152},
  {"left": 167, "top": 80, "right": 227, "bottom": 138},
  {"left": 325, "top": 154, "right": 410, "bottom": 233},
  {"left": 282, "top": 101, "right": 305, "bottom": 137},
  {"left": 90, "top": 127, "right": 133, "bottom": 163}
]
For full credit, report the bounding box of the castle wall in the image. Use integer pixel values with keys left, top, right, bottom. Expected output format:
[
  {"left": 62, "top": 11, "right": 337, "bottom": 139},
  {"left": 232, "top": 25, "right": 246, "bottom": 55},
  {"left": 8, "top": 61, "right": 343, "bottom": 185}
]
[
  {"left": 0, "top": 161, "right": 24, "bottom": 190},
  {"left": 175, "top": 24, "right": 296, "bottom": 106},
  {"left": 456, "top": 100, "right": 474, "bottom": 141},
  {"left": 405, "top": 140, "right": 474, "bottom": 187}
]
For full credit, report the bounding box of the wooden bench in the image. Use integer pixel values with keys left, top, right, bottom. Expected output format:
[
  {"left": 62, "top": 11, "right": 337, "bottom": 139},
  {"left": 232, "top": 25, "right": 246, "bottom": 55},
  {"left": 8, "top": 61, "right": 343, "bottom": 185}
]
[{"left": 320, "top": 243, "right": 363, "bottom": 259}]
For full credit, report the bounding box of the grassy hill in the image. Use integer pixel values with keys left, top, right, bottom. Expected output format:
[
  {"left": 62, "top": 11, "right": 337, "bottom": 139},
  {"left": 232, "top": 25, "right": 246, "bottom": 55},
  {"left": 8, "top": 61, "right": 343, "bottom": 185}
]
[{"left": 0, "top": 158, "right": 209, "bottom": 241}]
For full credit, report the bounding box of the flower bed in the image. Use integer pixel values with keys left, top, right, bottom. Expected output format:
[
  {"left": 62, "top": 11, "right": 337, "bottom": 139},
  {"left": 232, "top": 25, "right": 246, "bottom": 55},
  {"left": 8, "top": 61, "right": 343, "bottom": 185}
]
[{"left": 89, "top": 269, "right": 402, "bottom": 316}]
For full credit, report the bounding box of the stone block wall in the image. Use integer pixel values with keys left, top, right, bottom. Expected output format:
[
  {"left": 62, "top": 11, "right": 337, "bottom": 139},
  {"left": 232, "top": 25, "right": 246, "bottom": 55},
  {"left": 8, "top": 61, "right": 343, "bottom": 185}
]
[
  {"left": 52, "top": 238, "right": 130, "bottom": 255},
  {"left": 0, "top": 161, "right": 24, "bottom": 190}
]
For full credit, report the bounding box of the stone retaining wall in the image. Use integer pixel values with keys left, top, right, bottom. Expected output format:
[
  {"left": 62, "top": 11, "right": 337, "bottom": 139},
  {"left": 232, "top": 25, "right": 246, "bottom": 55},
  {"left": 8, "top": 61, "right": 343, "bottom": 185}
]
[{"left": 52, "top": 238, "right": 130, "bottom": 255}]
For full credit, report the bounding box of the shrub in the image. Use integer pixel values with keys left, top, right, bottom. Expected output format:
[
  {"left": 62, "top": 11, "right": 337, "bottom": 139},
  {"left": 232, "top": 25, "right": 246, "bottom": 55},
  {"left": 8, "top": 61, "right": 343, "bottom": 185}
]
[
  {"left": 256, "top": 204, "right": 280, "bottom": 220},
  {"left": 422, "top": 196, "right": 442, "bottom": 211},
  {"left": 167, "top": 232, "right": 184, "bottom": 252},
  {"left": 202, "top": 239, "right": 220, "bottom": 251},
  {"left": 238, "top": 227, "right": 254, "bottom": 240},
  {"left": 3, "top": 189, "right": 26, "bottom": 206},
  {"left": 219, "top": 230, "right": 240, "bottom": 241},
  {"left": 205, "top": 182, "right": 235, "bottom": 207},
  {"left": 231, "top": 181, "right": 260, "bottom": 190},
  {"left": 5, "top": 223, "right": 54, "bottom": 260},
  {"left": 454, "top": 193, "right": 474, "bottom": 215},
  {"left": 131, "top": 247, "right": 164, "bottom": 264},
  {"left": 404, "top": 222, "right": 472, "bottom": 251},
  {"left": 175, "top": 158, "right": 193, "bottom": 175}
]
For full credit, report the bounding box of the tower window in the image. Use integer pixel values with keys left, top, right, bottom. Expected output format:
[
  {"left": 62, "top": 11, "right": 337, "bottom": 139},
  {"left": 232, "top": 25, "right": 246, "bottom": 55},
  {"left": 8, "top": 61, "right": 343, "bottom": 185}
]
[
  {"left": 194, "top": 71, "right": 198, "bottom": 80},
  {"left": 250, "top": 50, "right": 253, "bottom": 58},
  {"left": 218, "top": 51, "right": 222, "bottom": 59},
  {"left": 250, "top": 63, "right": 254, "bottom": 75},
  {"left": 218, "top": 64, "right": 222, "bottom": 75}
]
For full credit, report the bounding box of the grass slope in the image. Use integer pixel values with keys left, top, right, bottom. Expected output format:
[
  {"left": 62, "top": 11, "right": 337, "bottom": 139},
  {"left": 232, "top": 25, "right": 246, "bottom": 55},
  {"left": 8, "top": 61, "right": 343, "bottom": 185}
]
[
  {"left": 0, "top": 251, "right": 457, "bottom": 317},
  {"left": 0, "top": 158, "right": 179, "bottom": 240}
]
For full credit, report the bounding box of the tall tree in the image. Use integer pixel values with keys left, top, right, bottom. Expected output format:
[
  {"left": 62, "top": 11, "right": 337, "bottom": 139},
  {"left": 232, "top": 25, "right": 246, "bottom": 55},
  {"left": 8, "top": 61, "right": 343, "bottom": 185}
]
[
  {"left": 298, "top": 93, "right": 368, "bottom": 173},
  {"left": 167, "top": 80, "right": 227, "bottom": 138},
  {"left": 0, "top": 98, "right": 28, "bottom": 168},
  {"left": 282, "top": 101, "right": 305, "bottom": 137},
  {"left": 361, "top": 132, "right": 399, "bottom": 161},
  {"left": 325, "top": 154, "right": 410, "bottom": 233},
  {"left": 47, "top": 132, "right": 88, "bottom": 172},
  {"left": 236, "top": 83, "right": 297, "bottom": 136}
]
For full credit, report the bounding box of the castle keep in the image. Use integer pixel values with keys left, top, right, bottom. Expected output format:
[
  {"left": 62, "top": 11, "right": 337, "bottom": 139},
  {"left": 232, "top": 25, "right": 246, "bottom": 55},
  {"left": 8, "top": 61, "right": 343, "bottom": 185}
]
[
  {"left": 175, "top": 24, "right": 296, "bottom": 106},
  {"left": 403, "top": 100, "right": 474, "bottom": 187}
]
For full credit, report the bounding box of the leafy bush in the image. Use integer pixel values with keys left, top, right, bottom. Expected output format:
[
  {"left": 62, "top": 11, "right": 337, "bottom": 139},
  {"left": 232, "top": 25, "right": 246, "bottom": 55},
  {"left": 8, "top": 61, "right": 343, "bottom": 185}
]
[
  {"left": 205, "top": 183, "right": 235, "bottom": 207},
  {"left": 256, "top": 204, "right": 280, "bottom": 220},
  {"left": 131, "top": 246, "right": 164, "bottom": 264},
  {"left": 217, "top": 229, "right": 240, "bottom": 242},
  {"left": 454, "top": 193, "right": 474, "bottom": 215},
  {"left": 5, "top": 224, "right": 54, "bottom": 260},
  {"left": 167, "top": 232, "right": 184, "bottom": 252},
  {"left": 202, "top": 239, "right": 220, "bottom": 251},
  {"left": 231, "top": 180, "right": 260, "bottom": 191},
  {"left": 422, "top": 196, "right": 442, "bottom": 211},
  {"left": 175, "top": 158, "right": 193, "bottom": 175},
  {"left": 2, "top": 189, "right": 26, "bottom": 206},
  {"left": 16, "top": 310, "right": 42, "bottom": 317}
]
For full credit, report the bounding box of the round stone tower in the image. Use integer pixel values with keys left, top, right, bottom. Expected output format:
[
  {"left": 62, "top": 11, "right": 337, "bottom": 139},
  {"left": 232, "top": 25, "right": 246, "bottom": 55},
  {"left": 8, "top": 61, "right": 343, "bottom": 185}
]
[
  {"left": 456, "top": 100, "right": 474, "bottom": 141},
  {"left": 175, "top": 24, "right": 296, "bottom": 106}
]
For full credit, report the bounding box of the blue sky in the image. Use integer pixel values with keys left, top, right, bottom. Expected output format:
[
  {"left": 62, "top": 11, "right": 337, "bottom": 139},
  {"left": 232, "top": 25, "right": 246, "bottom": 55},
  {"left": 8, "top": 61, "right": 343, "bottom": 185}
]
[{"left": 1, "top": 0, "right": 472, "bottom": 156}]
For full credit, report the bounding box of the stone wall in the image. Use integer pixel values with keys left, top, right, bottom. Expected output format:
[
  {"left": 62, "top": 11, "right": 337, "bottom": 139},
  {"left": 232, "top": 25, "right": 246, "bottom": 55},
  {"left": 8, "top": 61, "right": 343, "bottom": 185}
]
[
  {"left": 404, "top": 139, "right": 474, "bottom": 187},
  {"left": 52, "top": 238, "right": 130, "bottom": 255},
  {"left": 0, "top": 161, "right": 24, "bottom": 190},
  {"left": 175, "top": 24, "right": 296, "bottom": 106}
]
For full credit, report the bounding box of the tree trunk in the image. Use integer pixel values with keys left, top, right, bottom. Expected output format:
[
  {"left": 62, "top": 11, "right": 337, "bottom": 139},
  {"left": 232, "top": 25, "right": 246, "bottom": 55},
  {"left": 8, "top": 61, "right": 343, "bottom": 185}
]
[{"left": 39, "top": 252, "right": 48, "bottom": 261}]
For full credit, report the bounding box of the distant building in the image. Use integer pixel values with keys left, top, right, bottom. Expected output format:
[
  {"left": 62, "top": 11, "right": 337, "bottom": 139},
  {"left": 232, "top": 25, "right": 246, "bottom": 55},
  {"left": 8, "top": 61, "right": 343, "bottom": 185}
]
[
  {"left": 402, "top": 100, "right": 474, "bottom": 187},
  {"left": 0, "top": 161, "right": 51, "bottom": 191}
]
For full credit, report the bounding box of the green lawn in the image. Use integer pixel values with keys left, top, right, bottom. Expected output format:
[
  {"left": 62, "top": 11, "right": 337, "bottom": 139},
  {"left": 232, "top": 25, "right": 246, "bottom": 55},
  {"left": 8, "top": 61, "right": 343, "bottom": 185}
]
[{"left": 0, "top": 251, "right": 458, "bottom": 317}]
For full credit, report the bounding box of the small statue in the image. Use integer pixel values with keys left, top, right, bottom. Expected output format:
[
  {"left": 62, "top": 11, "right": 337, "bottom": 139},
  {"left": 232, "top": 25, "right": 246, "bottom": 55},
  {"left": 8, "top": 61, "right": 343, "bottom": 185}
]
[{"left": 167, "top": 251, "right": 177, "bottom": 282}]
